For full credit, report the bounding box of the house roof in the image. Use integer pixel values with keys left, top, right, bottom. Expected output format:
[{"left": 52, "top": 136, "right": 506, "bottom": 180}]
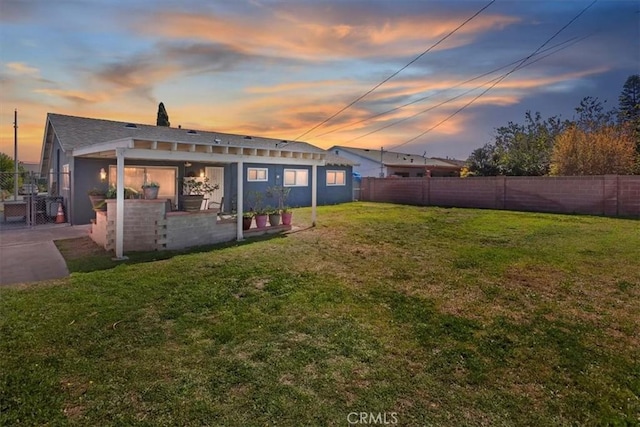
[
  {"left": 329, "top": 145, "right": 459, "bottom": 168},
  {"left": 47, "top": 113, "right": 325, "bottom": 154},
  {"left": 324, "top": 153, "right": 358, "bottom": 166},
  {"left": 431, "top": 157, "right": 467, "bottom": 167}
]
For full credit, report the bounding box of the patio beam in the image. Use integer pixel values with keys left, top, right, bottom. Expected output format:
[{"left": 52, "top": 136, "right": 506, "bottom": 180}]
[
  {"left": 120, "top": 148, "right": 325, "bottom": 166},
  {"left": 73, "top": 138, "right": 133, "bottom": 157}
]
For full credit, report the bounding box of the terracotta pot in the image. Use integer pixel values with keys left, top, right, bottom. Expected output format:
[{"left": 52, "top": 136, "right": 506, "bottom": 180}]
[
  {"left": 281, "top": 212, "right": 293, "bottom": 225},
  {"left": 255, "top": 214, "right": 268, "bottom": 228}
]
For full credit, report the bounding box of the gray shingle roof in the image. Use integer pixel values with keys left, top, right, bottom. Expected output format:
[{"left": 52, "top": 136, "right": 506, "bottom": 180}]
[
  {"left": 331, "top": 145, "right": 459, "bottom": 168},
  {"left": 47, "top": 113, "right": 325, "bottom": 154}
]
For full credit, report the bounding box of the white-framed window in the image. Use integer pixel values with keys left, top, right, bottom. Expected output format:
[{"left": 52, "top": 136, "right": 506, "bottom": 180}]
[
  {"left": 247, "top": 167, "right": 268, "bottom": 182},
  {"left": 109, "top": 165, "right": 177, "bottom": 203},
  {"left": 62, "top": 164, "right": 70, "bottom": 190},
  {"left": 326, "top": 170, "right": 346, "bottom": 186},
  {"left": 284, "top": 169, "right": 308, "bottom": 187}
]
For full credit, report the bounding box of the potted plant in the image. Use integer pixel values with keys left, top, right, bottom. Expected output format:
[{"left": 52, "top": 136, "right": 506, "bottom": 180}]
[
  {"left": 267, "top": 185, "right": 292, "bottom": 225},
  {"left": 266, "top": 205, "right": 281, "bottom": 226},
  {"left": 180, "top": 177, "right": 219, "bottom": 212},
  {"left": 247, "top": 190, "right": 268, "bottom": 228},
  {"left": 141, "top": 181, "right": 160, "bottom": 199},
  {"left": 88, "top": 188, "right": 107, "bottom": 211},
  {"left": 281, "top": 206, "right": 293, "bottom": 226},
  {"left": 105, "top": 185, "right": 139, "bottom": 200},
  {"left": 242, "top": 212, "right": 253, "bottom": 230}
]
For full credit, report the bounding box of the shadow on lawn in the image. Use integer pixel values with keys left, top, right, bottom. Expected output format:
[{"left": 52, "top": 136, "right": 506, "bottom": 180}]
[{"left": 54, "top": 231, "right": 293, "bottom": 274}]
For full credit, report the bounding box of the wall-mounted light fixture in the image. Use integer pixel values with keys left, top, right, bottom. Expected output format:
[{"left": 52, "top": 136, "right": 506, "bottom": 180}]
[
  {"left": 199, "top": 170, "right": 205, "bottom": 178},
  {"left": 184, "top": 162, "right": 192, "bottom": 167},
  {"left": 99, "top": 168, "right": 107, "bottom": 182}
]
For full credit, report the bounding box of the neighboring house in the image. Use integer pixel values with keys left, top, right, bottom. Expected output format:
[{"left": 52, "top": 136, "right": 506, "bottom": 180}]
[
  {"left": 40, "top": 113, "right": 354, "bottom": 228},
  {"left": 329, "top": 145, "right": 462, "bottom": 178}
]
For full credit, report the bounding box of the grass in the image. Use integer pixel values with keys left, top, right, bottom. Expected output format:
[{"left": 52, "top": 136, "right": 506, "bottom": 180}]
[{"left": 1, "top": 202, "right": 639, "bottom": 426}]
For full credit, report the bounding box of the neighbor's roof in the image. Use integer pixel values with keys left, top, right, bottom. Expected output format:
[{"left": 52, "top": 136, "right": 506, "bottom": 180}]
[
  {"left": 324, "top": 152, "right": 358, "bottom": 166},
  {"left": 330, "top": 145, "right": 460, "bottom": 168},
  {"left": 46, "top": 113, "right": 326, "bottom": 154}
]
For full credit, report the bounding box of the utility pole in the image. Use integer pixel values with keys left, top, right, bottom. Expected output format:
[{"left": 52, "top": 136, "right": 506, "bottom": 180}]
[
  {"left": 13, "top": 109, "right": 18, "bottom": 200},
  {"left": 380, "top": 146, "right": 384, "bottom": 178}
]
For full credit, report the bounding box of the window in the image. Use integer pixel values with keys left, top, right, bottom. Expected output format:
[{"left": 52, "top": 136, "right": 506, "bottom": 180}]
[
  {"left": 62, "top": 164, "right": 70, "bottom": 190},
  {"left": 109, "top": 165, "right": 177, "bottom": 203},
  {"left": 247, "top": 168, "right": 268, "bottom": 182},
  {"left": 326, "top": 170, "right": 345, "bottom": 186},
  {"left": 284, "top": 169, "right": 308, "bottom": 187}
]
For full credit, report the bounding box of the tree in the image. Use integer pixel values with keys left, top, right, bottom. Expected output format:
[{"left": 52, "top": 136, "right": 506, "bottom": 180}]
[
  {"left": 156, "top": 102, "right": 170, "bottom": 127},
  {"left": 618, "top": 74, "right": 640, "bottom": 122},
  {"left": 550, "top": 125, "right": 637, "bottom": 175},
  {"left": 0, "top": 152, "right": 25, "bottom": 198},
  {"left": 465, "top": 111, "right": 567, "bottom": 176},
  {"left": 573, "top": 96, "right": 615, "bottom": 133},
  {"left": 465, "top": 145, "right": 500, "bottom": 176},
  {"left": 618, "top": 74, "right": 640, "bottom": 153}
]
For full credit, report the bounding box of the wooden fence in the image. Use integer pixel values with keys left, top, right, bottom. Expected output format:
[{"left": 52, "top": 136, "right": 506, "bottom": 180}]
[{"left": 360, "top": 175, "right": 640, "bottom": 217}]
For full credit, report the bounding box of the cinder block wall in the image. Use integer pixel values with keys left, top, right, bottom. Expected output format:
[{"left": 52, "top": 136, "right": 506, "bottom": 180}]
[
  {"left": 90, "top": 200, "right": 238, "bottom": 252},
  {"left": 97, "top": 200, "right": 166, "bottom": 251},
  {"left": 165, "top": 212, "right": 235, "bottom": 250},
  {"left": 361, "top": 175, "right": 640, "bottom": 217}
]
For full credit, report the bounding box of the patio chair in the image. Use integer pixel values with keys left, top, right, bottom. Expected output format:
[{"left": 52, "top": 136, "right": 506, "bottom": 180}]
[{"left": 208, "top": 197, "right": 224, "bottom": 213}]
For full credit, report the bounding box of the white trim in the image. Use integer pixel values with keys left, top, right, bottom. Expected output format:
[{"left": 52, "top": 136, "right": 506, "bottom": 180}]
[
  {"left": 102, "top": 148, "right": 325, "bottom": 166},
  {"left": 73, "top": 138, "right": 133, "bottom": 156},
  {"left": 247, "top": 167, "right": 268, "bottom": 182},
  {"left": 115, "top": 148, "right": 127, "bottom": 260},
  {"left": 311, "top": 165, "right": 317, "bottom": 226},
  {"left": 72, "top": 137, "right": 327, "bottom": 165},
  {"left": 283, "top": 168, "right": 309, "bottom": 187},
  {"left": 326, "top": 170, "right": 346, "bottom": 186},
  {"left": 237, "top": 161, "right": 244, "bottom": 241}
]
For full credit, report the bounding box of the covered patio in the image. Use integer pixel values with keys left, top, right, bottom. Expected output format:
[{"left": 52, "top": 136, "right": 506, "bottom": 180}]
[{"left": 74, "top": 136, "right": 326, "bottom": 259}]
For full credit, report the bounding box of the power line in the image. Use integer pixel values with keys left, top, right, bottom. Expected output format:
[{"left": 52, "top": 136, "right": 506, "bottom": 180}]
[
  {"left": 314, "top": 35, "right": 587, "bottom": 141},
  {"left": 292, "top": 0, "right": 496, "bottom": 142},
  {"left": 389, "top": 0, "right": 598, "bottom": 151},
  {"left": 344, "top": 34, "right": 591, "bottom": 144}
]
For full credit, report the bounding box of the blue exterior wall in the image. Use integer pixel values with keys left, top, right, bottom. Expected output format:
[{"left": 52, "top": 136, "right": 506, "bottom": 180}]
[
  {"left": 69, "top": 158, "right": 352, "bottom": 224},
  {"left": 318, "top": 165, "right": 352, "bottom": 205},
  {"left": 230, "top": 163, "right": 352, "bottom": 212}
]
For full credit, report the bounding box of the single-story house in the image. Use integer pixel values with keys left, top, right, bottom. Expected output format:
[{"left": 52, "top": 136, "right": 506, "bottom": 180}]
[
  {"left": 40, "top": 113, "right": 354, "bottom": 257},
  {"left": 329, "top": 145, "right": 463, "bottom": 178}
]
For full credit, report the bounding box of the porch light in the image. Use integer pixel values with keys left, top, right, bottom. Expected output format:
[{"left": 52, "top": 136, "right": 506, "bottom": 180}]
[
  {"left": 99, "top": 168, "right": 107, "bottom": 181},
  {"left": 199, "top": 170, "right": 205, "bottom": 178}
]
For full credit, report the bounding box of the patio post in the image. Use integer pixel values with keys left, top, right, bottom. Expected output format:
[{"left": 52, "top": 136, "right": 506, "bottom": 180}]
[
  {"left": 236, "top": 160, "right": 243, "bottom": 241},
  {"left": 114, "top": 147, "right": 127, "bottom": 260},
  {"left": 311, "top": 164, "right": 317, "bottom": 226}
]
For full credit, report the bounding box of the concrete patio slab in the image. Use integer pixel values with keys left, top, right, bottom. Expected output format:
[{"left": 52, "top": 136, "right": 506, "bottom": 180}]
[{"left": 0, "top": 224, "right": 90, "bottom": 286}]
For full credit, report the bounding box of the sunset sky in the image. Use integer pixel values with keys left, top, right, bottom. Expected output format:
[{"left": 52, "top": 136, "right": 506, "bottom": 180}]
[{"left": 1, "top": 0, "right": 638, "bottom": 163}]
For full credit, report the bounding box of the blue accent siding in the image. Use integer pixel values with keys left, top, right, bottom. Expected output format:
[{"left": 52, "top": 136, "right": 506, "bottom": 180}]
[
  {"left": 69, "top": 158, "right": 352, "bottom": 224},
  {"left": 318, "top": 166, "right": 352, "bottom": 205}
]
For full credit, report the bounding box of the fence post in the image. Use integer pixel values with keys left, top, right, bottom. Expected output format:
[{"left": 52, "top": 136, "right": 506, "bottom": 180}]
[
  {"left": 603, "top": 175, "right": 618, "bottom": 217},
  {"left": 495, "top": 176, "right": 506, "bottom": 210}
]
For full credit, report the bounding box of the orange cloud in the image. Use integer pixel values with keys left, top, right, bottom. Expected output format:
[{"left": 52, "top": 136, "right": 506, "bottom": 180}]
[
  {"left": 138, "top": 9, "right": 519, "bottom": 60},
  {"left": 6, "top": 62, "right": 39, "bottom": 76}
]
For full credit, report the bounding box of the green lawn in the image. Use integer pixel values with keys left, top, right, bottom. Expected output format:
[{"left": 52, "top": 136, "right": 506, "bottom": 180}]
[{"left": 1, "top": 203, "right": 639, "bottom": 426}]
